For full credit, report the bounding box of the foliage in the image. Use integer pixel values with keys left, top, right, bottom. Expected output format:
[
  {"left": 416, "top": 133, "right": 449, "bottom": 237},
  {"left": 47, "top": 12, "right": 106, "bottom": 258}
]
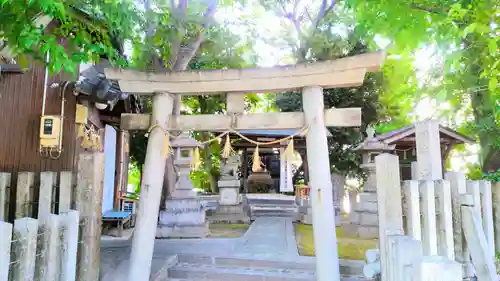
[
  {"left": 0, "top": 0, "right": 140, "bottom": 73},
  {"left": 259, "top": 1, "right": 411, "bottom": 177},
  {"left": 344, "top": 0, "right": 500, "bottom": 172}
]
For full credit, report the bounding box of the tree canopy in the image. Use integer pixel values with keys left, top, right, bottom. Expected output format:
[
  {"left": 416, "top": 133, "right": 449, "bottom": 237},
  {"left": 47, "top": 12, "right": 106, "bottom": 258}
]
[{"left": 345, "top": 0, "right": 500, "bottom": 173}]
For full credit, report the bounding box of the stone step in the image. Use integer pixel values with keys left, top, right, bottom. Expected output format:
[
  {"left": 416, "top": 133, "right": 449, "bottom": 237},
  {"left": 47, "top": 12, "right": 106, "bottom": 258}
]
[
  {"left": 175, "top": 254, "right": 366, "bottom": 276},
  {"left": 168, "top": 262, "right": 316, "bottom": 280},
  {"left": 167, "top": 263, "right": 373, "bottom": 281},
  {"left": 248, "top": 199, "right": 296, "bottom": 206},
  {"left": 166, "top": 277, "right": 372, "bottom": 281}
]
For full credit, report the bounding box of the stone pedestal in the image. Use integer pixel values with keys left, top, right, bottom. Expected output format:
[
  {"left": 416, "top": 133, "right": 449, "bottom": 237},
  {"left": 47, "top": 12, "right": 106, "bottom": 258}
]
[
  {"left": 157, "top": 135, "right": 209, "bottom": 238},
  {"left": 350, "top": 164, "right": 379, "bottom": 239},
  {"left": 210, "top": 179, "right": 250, "bottom": 224},
  {"left": 298, "top": 198, "right": 340, "bottom": 226},
  {"left": 157, "top": 198, "right": 209, "bottom": 238}
]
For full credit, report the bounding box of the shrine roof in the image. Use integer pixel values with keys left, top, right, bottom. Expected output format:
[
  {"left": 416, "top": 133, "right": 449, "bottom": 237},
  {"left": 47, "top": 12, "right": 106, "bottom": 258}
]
[{"left": 371, "top": 122, "right": 475, "bottom": 146}]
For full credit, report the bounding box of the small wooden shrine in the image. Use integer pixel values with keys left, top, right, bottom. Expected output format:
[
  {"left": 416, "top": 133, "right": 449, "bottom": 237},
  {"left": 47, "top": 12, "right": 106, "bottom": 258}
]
[
  {"left": 363, "top": 123, "right": 474, "bottom": 180},
  {"left": 225, "top": 129, "right": 333, "bottom": 193}
]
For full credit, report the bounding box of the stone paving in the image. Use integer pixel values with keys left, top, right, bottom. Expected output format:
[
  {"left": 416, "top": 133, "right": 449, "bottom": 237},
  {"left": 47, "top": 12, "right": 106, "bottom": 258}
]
[{"left": 100, "top": 217, "right": 307, "bottom": 279}]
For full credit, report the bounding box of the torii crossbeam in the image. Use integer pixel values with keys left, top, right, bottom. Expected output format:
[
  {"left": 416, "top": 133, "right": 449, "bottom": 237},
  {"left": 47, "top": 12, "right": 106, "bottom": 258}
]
[{"left": 105, "top": 51, "right": 385, "bottom": 281}]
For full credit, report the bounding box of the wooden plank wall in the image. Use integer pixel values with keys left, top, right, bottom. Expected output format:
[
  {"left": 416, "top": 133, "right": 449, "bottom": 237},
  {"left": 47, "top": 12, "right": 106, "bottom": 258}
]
[{"left": 0, "top": 59, "right": 78, "bottom": 221}]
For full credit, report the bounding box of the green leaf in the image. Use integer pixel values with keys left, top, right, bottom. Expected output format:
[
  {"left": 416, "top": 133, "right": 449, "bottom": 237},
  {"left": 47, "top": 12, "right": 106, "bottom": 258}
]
[
  {"left": 488, "top": 39, "right": 497, "bottom": 56},
  {"left": 463, "top": 23, "right": 477, "bottom": 38},
  {"left": 488, "top": 77, "right": 498, "bottom": 91}
]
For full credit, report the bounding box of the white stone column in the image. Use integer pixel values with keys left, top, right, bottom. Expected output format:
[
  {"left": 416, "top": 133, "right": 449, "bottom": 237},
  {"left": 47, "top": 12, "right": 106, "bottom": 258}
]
[
  {"left": 0, "top": 173, "right": 9, "bottom": 221},
  {"left": 375, "top": 154, "right": 404, "bottom": 281},
  {"left": 0, "top": 221, "right": 12, "bottom": 281},
  {"left": 35, "top": 214, "right": 60, "bottom": 281},
  {"left": 59, "top": 172, "right": 73, "bottom": 213},
  {"left": 60, "top": 210, "right": 79, "bottom": 281},
  {"left": 415, "top": 119, "right": 442, "bottom": 180},
  {"left": 38, "top": 172, "right": 55, "bottom": 220},
  {"left": 10, "top": 218, "right": 38, "bottom": 281},
  {"left": 128, "top": 92, "right": 174, "bottom": 281},
  {"left": 302, "top": 86, "right": 340, "bottom": 281}
]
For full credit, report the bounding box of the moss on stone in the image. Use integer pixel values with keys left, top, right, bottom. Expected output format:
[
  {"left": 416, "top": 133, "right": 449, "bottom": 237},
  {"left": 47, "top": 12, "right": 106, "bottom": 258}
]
[
  {"left": 208, "top": 223, "right": 250, "bottom": 238},
  {"left": 294, "top": 223, "right": 378, "bottom": 260}
]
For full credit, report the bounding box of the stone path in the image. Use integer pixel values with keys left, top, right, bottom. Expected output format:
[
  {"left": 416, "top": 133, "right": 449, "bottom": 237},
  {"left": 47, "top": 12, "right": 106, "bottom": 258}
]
[{"left": 100, "top": 217, "right": 367, "bottom": 280}]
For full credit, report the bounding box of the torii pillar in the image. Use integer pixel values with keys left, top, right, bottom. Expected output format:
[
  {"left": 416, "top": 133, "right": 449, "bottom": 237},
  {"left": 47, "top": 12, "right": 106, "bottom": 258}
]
[{"left": 303, "top": 86, "right": 340, "bottom": 279}]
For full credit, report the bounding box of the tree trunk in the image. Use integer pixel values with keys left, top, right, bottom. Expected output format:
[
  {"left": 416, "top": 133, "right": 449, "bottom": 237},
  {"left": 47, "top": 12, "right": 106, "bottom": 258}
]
[
  {"left": 161, "top": 33, "right": 206, "bottom": 201},
  {"left": 463, "top": 40, "right": 500, "bottom": 173}
]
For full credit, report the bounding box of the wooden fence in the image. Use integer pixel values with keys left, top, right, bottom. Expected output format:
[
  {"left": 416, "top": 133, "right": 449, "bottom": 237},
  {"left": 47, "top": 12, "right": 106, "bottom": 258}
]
[
  {"left": 0, "top": 168, "right": 101, "bottom": 281},
  {"left": 369, "top": 154, "right": 498, "bottom": 281}
]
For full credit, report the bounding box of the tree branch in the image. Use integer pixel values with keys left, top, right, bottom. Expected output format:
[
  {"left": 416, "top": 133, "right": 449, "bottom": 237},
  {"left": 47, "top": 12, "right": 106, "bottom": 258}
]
[{"left": 409, "top": 4, "right": 448, "bottom": 16}]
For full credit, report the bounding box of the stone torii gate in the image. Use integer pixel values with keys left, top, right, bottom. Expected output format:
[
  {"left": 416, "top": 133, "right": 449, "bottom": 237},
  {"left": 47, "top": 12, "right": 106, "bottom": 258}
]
[{"left": 105, "top": 51, "right": 385, "bottom": 281}]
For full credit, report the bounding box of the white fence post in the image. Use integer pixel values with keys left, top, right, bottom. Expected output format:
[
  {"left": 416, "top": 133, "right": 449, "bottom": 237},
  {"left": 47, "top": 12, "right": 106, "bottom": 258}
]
[
  {"left": 461, "top": 193, "right": 497, "bottom": 281},
  {"left": 16, "top": 172, "right": 34, "bottom": 218},
  {"left": 375, "top": 154, "right": 404, "bottom": 281},
  {"left": 60, "top": 210, "right": 79, "bottom": 281},
  {"left": 0, "top": 173, "right": 9, "bottom": 221},
  {"left": 414, "top": 256, "right": 463, "bottom": 281},
  {"left": 10, "top": 217, "right": 38, "bottom": 281},
  {"left": 0, "top": 221, "right": 12, "bottom": 281},
  {"left": 35, "top": 214, "right": 61, "bottom": 281},
  {"left": 39, "top": 172, "right": 55, "bottom": 220},
  {"left": 419, "top": 180, "right": 437, "bottom": 255},
  {"left": 402, "top": 180, "right": 421, "bottom": 240},
  {"left": 466, "top": 181, "right": 481, "bottom": 222},
  {"left": 479, "top": 180, "right": 495, "bottom": 258},
  {"left": 435, "top": 180, "right": 454, "bottom": 260},
  {"left": 445, "top": 171, "right": 473, "bottom": 278},
  {"left": 59, "top": 172, "right": 73, "bottom": 213},
  {"left": 493, "top": 181, "right": 500, "bottom": 254},
  {"left": 386, "top": 235, "right": 423, "bottom": 281}
]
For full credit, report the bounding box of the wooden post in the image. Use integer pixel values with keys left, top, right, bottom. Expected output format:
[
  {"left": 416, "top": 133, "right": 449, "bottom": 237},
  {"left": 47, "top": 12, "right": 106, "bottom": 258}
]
[
  {"left": 35, "top": 214, "right": 60, "bottom": 281},
  {"left": 415, "top": 119, "right": 442, "bottom": 180},
  {"left": 0, "top": 221, "right": 12, "bottom": 281},
  {"left": 402, "top": 180, "right": 421, "bottom": 240},
  {"left": 16, "top": 172, "right": 34, "bottom": 218},
  {"left": 60, "top": 210, "right": 79, "bottom": 281},
  {"left": 302, "top": 86, "right": 340, "bottom": 281},
  {"left": 460, "top": 194, "right": 497, "bottom": 281},
  {"left": 38, "top": 172, "right": 55, "bottom": 220},
  {"left": 375, "top": 153, "right": 404, "bottom": 281},
  {"left": 76, "top": 152, "right": 105, "bottom": 281},
  {"left": 444, "top": 172, "right": 473, "bottom": 279},
  {"left": 419, "top": 180, "right": 438, "bottom": 255},
  {"left": 479, "top": 180, "right": 495, "bottom": 258},
  {"left": 10, "top": 217, "right": 38, "bottom": 281},
  {"left": 114, "top": 130, "right": 125, "bottom": 210},
  {"left": 435, "top": 180, "right": 454, "bottom": 260},
  {"left": 127, "top": 92, "right": 174, "bottom": 281},
  {"left": 59, "top": 172, "right": 73, "bottom": 213},
  {"left": 0, "top": 173, "right": 9, "bottom": 221}
]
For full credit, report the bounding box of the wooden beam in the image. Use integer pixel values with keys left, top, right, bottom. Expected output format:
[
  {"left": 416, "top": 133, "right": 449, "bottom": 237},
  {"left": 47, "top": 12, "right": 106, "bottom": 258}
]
[
  {"left": 111, "top": 69, "right": 368, "bottom": 95},
  {"left": 121, "top": 107, "right": 361, "bottom": 131}
]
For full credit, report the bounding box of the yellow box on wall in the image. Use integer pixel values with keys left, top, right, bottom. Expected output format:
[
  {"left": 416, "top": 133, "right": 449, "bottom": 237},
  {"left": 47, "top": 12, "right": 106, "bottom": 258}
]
[
  {"left": 39, "top": 115, "right": 62, "bottom": 148},
  {"left": 75, "top": 104, "right": 88, "bottom": 124}
]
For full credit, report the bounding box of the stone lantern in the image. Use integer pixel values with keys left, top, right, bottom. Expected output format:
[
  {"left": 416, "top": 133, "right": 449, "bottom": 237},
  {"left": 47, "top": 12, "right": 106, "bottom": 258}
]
[
  {"left": 157, "top": 132, "right": 209, "bottom": 238},
  {"left": 350, "top": 126, "right": 395, "bottom": 239}
]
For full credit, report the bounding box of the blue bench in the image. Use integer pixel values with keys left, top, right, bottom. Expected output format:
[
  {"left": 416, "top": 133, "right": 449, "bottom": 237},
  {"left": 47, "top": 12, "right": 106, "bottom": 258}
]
[{"left": 102, "top": 211, "right": 132, "bottom": 236}]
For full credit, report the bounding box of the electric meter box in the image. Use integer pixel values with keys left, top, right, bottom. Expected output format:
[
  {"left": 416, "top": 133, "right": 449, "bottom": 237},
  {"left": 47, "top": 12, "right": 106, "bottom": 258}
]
[{"left": 40, "top": 115, "right": 62, "bottom": 148}]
